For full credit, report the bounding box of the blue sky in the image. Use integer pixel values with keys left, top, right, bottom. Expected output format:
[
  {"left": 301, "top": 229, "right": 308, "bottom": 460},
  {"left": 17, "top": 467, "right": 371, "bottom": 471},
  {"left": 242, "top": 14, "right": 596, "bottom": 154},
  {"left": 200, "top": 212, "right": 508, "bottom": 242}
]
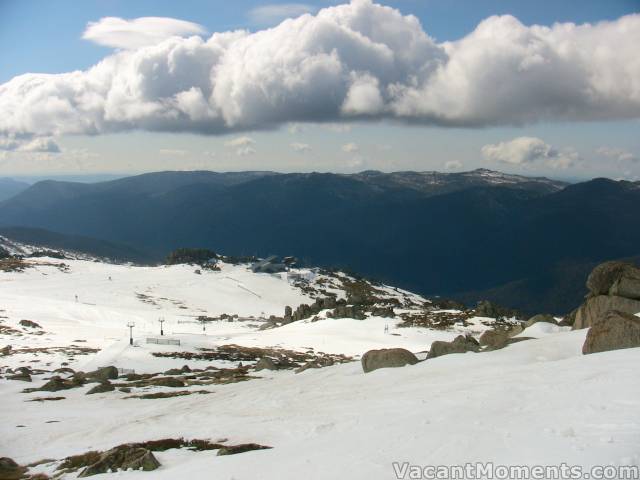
[{"left": 0, "top": 0, "right": 639, "bottom": 180}]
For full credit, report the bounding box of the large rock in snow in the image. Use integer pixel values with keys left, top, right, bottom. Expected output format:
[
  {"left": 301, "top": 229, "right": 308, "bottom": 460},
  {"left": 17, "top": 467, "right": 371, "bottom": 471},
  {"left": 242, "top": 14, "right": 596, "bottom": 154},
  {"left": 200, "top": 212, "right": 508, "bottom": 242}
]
[
  {"left": 573, "top": 295, "right": 640, "bottom": 330},
  {"left": 86, "top": 381, "right": 115, "bottom": 395},
  {"left": 0, "top": 457, "right": 26, "bottom": 480},
  {"left": 525, "top": 314, "right": 557, "bottom": 328},
  {"left": 255, "top": 357, "right": 279, "bottom": 371},
  {"left": 479, "top": 330, "right": 509, "bottom": 349},
  {"left": 78, "top": 446, "right": 160, "bottom": 477},
  {"left": 361, "top": 348, "right": 418, "bottom": 373},
  {"left": 586, "top": 261, "right": 640, "bottom": 299},
  {"left": 427, "top": 334, "right": 480, "bottom": 359},
  {"left": 86, "top": 366, "right": 119, "bottom": 382},
  {"left": 583, "top": 310, "right": 640, "bottom": 354}
]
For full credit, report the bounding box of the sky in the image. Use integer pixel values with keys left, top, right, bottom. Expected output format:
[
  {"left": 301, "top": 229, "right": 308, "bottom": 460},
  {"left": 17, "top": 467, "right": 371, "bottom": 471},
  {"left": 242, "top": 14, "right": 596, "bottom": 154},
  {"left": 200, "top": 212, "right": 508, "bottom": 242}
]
[{"left": 0, "top": 0, "right": 639, "bottom": 181}]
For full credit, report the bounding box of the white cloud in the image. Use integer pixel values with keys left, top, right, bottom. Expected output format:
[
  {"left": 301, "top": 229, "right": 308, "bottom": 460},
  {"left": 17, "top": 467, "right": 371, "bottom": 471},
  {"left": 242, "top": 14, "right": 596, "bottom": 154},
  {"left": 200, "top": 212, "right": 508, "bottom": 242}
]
[
  {"left": 1, "top": 1, "right": 639, "bottom": 146},
  {"left": 159, "top": 148, "right": 188, "bottom": 156},
  {"left": 482, "top": 137, "right": 578, "bottom": 169},
  {"left": 342, "top": 142, "right": 359, "bottom": 153},
  {"left": 597, "top": 146, "right": 637, "bottom": 163},
  {"left": 83, "top": 17, "right": 206, "bottom": 49},
  {"left": 444, "top": 160, "right": 463, "bottom": 170},
  {"left": 20, "top": 137, "right": 61, "bottom": 153},
  {"left": 290, "top": 142, "right": 311, "bottom": 152},
  {"left": 341, "top": 73, "right": 385, "bottom": 116},
  {"left": 224, "top": 136, "right": 254, "bottom": 148},
  {"left": 0, "top": 134, "right": 60, "bottom": 153},
  {"left": 236, "top": 146, "right": 256, "bottom": 156},
  {"left": 225, "top": 136, "right": 256, "bottom": 156},
  {"left": 248, "top": 4, "right": 316, "bottom": 26}
]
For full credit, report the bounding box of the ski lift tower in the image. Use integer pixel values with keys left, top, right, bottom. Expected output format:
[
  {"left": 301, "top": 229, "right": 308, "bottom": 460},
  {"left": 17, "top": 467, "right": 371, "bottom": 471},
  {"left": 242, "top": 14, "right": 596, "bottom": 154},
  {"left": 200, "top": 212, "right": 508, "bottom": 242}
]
[{"left": 126, "top": 322, "right": 135, "bottom": 345}]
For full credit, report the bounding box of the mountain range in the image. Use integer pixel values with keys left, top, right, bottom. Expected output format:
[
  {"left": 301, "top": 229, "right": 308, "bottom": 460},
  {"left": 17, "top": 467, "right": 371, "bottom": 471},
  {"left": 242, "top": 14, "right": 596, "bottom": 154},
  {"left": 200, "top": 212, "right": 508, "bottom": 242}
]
[{"left": 0, "top": 168, "right": 638, "bottom": 315}]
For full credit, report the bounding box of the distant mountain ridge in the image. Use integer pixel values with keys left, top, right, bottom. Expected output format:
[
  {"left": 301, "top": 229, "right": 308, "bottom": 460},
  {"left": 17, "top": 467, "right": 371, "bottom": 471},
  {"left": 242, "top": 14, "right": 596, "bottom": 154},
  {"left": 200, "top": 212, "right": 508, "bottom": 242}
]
[
  {"left": 0, "top": 178, "right": 30, "bottom": 202},
  {"left": 0, "top": 169, "right": 637, "bottom": 315}
]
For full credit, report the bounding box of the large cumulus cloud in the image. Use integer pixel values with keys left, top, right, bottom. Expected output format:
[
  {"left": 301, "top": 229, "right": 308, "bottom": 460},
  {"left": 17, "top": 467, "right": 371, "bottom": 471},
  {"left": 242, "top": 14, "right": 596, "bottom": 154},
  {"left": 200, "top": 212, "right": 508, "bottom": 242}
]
[
  {"left": 1, "top": 0, "right": 639, "bottom": 147},
  {"left": 482, "top": 137, "right": 579, "bottom": 169}
]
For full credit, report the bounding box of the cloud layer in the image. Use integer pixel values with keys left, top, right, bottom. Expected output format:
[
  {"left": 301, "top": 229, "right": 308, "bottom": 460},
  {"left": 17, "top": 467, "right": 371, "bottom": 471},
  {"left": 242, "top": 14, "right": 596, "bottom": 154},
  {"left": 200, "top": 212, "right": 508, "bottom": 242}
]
[
  {"left": 83, "top": 16, "right": 207, "bottom": 49},
  {"left": 1, "top": 0, "right": 640, "bottom": 148}
]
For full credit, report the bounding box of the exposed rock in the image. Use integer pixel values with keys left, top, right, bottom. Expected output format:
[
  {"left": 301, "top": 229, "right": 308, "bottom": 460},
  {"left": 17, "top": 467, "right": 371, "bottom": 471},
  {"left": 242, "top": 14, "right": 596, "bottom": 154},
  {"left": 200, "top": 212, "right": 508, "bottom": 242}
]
[
  {"left": 86, "top": 366, "right": 119, "bottom": 382},
  {"left": 78, "top": 446, "right": 160, "bottom": 477},
  {"left": 217, "top": 443, "right": 272, "bottom": 456},
  {"left": 587, "top": 261, "right": 640, "bottom": 298},
  {"left": 19, "top": 319, "right": 41, "bottom": 329},
  {"left": 427, "top": 334, "right": 480, "bottom": 359},
  {"left": 431, "top": 298, "right": 466, "bottom": 310},
  {"left": 573, "top": 295, "right": 640, "bottom": 330},
  {"left": 361, "top": 348, "right": 418, "bottom": 373},
  {"left": 86, "top": 381, "right": 115, "bottom": 395},
  {"left": 148, "top": 377, "right": 185, "bottom": 388},
  {"left": 479, "top": 330, "right": 509, "bottom": 349},
  {"left": 295, "top": 357, "right": 334, "bottom": 374},
  {"left": 609, "top": 268, "right": 640, "bottom": 300},
  {"left": 582, "top": 310, "right": 640, "bottom": 354},
  {"left": 163, "top": 365, "right": 191, "bottom": 375},
  {"left": 525, "top": 314, "right": 557, "bottom": 328},
  {"left": 475, "top": 300, "right": 521, "bottom": 319},
  {"left": 125, "top": 390, "right": 211, "bottom": 400},
  {"left": 370, "top": 306, "right": 395, "bottom": 318},
  {"left": 53, "top": 367, "right": 76, "bottom": 375},
  {"left": 38, "top": 375, "right": 85, "bottom": 392},
  {"left": 254, "top": 357, "right": 279, "bottom": 371},
  {"left": 7, "top": 373, "right": 31, "bottom": 382},
  {"left": 0, "top": 457, "right": 26, "bottom": 480},
  {"left": 328, "top": 305, "right": 366, "bottom": 320},
  {"left": 0, "top": 345, "right": 11, "bottom": 356},
  {"left": 506, "top": 324, "right": 524, "bottom": 337}
]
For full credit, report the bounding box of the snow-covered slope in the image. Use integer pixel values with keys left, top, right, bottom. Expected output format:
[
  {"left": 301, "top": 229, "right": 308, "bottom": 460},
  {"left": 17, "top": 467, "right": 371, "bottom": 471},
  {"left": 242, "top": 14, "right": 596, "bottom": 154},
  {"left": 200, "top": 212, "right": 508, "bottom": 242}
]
[{"left": 1, "top": 250, "right": 639, "bottom": 479}]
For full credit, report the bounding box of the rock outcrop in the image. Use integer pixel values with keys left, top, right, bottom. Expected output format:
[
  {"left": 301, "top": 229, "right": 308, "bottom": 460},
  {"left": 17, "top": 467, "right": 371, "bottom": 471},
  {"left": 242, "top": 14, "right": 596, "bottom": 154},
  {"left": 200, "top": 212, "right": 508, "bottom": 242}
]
[
  {"left": 573, "top": 261, "right": 640, "bottom": 330},
  {"left": 574, "top": 295, "right": 640, "bottom": 330},
  {"left": 86, "top": 381, "right": 115, "bottom": 395},
  {"left": 427, "top": 335, "right": 480, "bottom": 359},
  {"left": 0, "top": 457, "right": 26, "bottom": 480},
  {"left": 86, "top": 366, "right": 119, "bottom": 382},
  {"left": 582, "top": 310, "right": 640, "bottom": 354},
  {"left": 361, "top": 348, "right": 418, "bottom": 373},
  {"left": 78, "top": 445, "right": 160, "bottom": 477},
  {"left": 479, "top": 330, "right": 510, "bottom": 349},
  {"left": 525, "top": 314, "right": 557, "bottom": 328},
  {"left": 39, "top": 374, "right": 85, "bottom": 392},
  {"left": 19, "top": 319, "right": 41, "bottom": 329},
  {"left": 586, "top": 261, "right": 640, "bottom": 299},
  {"left": 255, "top": 357, "right": 279, "bottom": 371}
]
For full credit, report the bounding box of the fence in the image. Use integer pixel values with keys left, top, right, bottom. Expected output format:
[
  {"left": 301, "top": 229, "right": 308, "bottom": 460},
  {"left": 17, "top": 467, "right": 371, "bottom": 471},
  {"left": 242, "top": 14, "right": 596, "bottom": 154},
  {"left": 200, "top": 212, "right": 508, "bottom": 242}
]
[{"left": 146, "top": 337, "right": 181, "bottom": 346}]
